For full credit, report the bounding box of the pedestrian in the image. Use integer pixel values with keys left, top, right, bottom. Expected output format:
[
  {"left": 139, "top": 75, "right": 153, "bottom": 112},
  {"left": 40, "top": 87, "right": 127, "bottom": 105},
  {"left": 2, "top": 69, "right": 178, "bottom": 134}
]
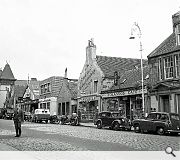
[{"left": 13, "top": 105, "right": 24, "bottom": 137}]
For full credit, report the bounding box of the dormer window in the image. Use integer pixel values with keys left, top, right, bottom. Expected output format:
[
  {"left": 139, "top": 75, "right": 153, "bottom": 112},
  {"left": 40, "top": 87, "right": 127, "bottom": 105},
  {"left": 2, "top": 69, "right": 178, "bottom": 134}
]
[{"left": 175, "top": 24, "right": 180, "bottom": 45}]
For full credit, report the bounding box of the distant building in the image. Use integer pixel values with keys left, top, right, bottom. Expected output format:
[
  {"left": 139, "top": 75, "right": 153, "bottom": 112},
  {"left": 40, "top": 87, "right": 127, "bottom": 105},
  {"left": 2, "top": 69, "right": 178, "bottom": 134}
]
[
  {"left": 147, "top": 11, "right": 180, "bottom": 115},
  {"left": 17, "top": 78, "right": 40, "bottom": 113},
  {"left": 39, "top": 76, "right": 64, "bottom": 115},
  {"left": 0, "top": 63, "right": 16, "bottom": 109},
  {"left": 77, "top": 39, "right": 148, "bottom": 121},
  {"left": 57, "top": 75, "right": 78, "bottom": 116}
]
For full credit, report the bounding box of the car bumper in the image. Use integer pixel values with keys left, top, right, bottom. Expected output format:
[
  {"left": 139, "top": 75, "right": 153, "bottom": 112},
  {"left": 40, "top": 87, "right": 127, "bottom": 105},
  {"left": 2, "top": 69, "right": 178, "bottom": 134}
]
[{"left": 167, "top": 129, "right": 180, "bottom": 133}]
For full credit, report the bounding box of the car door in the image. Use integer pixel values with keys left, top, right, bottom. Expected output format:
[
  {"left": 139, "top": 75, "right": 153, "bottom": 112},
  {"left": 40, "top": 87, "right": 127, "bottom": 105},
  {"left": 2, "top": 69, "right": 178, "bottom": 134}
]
[{"left": 142, "top": 113, "right": 156, "bottom": 131}]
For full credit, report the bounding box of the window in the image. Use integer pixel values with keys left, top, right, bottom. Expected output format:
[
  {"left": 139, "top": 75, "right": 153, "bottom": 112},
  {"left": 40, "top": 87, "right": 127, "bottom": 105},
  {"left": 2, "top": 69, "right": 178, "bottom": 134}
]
[
  {"left": 158, "top": 58, "right": 163, "bottom": 80},
  {"left": 94, "top": 80, "right": 98, "bottom": 93},
  {"left": 175, "top": 24, "right": 180, "bottom": 45},
  {"left": 164, "top": 56, "right": 174, "bottom": 79},
  {"left": 175, "top": 54, "right": 180, "bottom": 77},
  {"left": 47, "top": 102, "right": 50, "bottom": 110}
]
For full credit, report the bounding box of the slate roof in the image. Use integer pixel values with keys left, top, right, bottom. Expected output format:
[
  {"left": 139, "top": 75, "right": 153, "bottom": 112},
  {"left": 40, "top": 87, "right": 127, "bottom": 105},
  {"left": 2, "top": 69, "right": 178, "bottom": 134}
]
[
  {"left": 96, "top": 55, "right": 148, "bottom": 77},
  {"left": 148, "top": 33, "right": 180, "bottom": 58},
  {"left": 0, "top": 63, "right": 16, "bottom": 80},
  {"left": 104, "top": 66, "right": 150, "bottom": 92}
]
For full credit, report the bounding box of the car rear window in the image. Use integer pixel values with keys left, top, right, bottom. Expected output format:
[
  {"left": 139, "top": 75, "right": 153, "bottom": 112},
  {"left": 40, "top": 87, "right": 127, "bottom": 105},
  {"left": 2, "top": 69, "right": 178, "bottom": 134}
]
[{"left": 170, "top": 114, "right": 180, "bottom": 120}]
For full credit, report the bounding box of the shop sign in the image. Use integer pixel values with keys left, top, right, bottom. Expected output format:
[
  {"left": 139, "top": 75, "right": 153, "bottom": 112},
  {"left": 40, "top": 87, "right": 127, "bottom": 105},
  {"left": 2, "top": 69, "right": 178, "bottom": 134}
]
[
  {"left": 102, "top": 88, "right": 147, "bottom": 98},
  {"left": 79, "top": 96, "right": 98, "bottom": 102}
]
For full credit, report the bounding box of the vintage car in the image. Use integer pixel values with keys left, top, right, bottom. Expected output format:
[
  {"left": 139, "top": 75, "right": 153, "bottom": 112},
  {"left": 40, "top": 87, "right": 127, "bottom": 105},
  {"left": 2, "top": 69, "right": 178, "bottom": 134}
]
[
  {"left": 4, "top": 108, "right": 14, "bottom": 120},
  {"left": 94, "top": 111, "right": 131, "bottom": 131},
  {"left": 32, "top": 109, "right": 50, "bottom": 123},
  {"left": 132, "top": 112, "right": 180, "bottom": 136},
  {"left": 24, "top": 112, "right": 32, "bottom": 121}
]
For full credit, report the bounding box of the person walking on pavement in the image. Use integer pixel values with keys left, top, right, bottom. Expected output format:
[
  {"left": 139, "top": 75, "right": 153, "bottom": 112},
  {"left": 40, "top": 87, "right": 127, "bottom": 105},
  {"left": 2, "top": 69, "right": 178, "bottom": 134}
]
[{"left": 13, "top": 105, "right": 24, "bottom": 137}]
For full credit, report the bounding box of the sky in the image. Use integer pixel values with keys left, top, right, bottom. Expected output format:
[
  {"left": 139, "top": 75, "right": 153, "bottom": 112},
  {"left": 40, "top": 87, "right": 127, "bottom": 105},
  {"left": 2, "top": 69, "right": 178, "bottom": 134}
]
[{"left": 0, "top": 0, "right": 179, "bottom": 81}]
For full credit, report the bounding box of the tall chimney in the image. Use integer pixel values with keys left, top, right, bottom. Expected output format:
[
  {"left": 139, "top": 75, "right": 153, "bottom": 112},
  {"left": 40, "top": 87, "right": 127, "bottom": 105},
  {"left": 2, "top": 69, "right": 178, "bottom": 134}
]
[{"left": 86, "top": 38, "right": 96, "bottom": 65}]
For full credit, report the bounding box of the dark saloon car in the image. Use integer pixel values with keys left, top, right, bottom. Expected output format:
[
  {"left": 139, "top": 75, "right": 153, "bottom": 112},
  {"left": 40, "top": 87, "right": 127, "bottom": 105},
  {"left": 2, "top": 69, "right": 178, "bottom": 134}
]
[
  {"left": 94, "top": 111, "right": 131, "bottom": 131},
  {"left": 132, "top": 112, "right": 180, "bottom": 136}
]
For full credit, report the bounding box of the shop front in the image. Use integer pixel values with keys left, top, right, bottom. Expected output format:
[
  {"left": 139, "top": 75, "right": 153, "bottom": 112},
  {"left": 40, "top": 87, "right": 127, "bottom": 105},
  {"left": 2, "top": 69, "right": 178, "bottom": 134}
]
[
  {"left": 101, "top": 88, "right": 147, "bottom": 120},
  {"left": 78, "top": 95, "right": 101, "bottom": 121}
]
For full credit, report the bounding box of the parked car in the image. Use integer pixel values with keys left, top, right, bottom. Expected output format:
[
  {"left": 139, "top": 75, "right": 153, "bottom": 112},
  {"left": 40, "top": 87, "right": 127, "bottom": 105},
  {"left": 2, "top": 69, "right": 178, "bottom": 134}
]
[
  {"left": 24, "top": 112, "right": 32, "bottom": 121},
  {"left": 132, "top": 112, "right": 180, "bottom": 136},
  {"left": 94, "top": 111, "right": 131, "bottom": 131},
  {"left": 32, "top": 109, "right": 50, "bottom": 123},
  {"left": 4, "top": 108, "right": 14, "bottom": 120},
  {"left": 49, "top": 115, "right": 60, "bottom": 124},
  {"left": 60, "top": 113, "right": 80, "bottom": 126}
]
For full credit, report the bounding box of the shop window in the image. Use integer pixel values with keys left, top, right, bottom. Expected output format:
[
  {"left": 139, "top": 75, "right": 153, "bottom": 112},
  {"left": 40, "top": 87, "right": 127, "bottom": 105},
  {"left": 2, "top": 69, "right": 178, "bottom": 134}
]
[{"left": 40, "top": 103, "right": 43, "bottom": 109}]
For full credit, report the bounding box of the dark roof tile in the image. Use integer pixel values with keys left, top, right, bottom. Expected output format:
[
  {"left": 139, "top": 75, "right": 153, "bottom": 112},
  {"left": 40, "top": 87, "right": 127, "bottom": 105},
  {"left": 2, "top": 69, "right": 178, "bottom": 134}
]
[
  {"left": 96, "top": 55, "right": 147, "bottom": 77},
  {"left": 148, "top": 33, "right": 180, "bottom": 58}
]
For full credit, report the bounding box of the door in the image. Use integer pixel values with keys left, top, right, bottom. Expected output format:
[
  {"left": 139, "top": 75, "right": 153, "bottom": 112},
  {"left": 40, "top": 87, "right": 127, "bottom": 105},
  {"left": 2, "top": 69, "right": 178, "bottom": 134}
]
[{"left": 162, "top": 95, "right": 170, "bottom": 112}]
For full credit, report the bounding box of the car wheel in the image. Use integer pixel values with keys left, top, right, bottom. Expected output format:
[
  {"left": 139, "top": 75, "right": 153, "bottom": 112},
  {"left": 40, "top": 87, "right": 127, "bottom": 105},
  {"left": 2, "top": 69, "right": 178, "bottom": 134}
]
[
  {"left": 97, "top": 121, "right": 102, "bottom": 129},
  {"left": 157, "top": 127, "right": 165, "bottom": 135},
  {"left": 113, "top": 122, "right": 120, "bottom": 131},
  {"left": 134, "top": 124, "right": 140, "bottom": 133}
]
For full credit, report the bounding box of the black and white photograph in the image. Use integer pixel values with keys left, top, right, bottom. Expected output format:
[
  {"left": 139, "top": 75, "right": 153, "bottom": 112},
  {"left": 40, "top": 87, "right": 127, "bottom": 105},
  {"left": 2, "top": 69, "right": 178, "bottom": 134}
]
[{"left": 0, "top": 0, "right": 179, "bottom": 159}]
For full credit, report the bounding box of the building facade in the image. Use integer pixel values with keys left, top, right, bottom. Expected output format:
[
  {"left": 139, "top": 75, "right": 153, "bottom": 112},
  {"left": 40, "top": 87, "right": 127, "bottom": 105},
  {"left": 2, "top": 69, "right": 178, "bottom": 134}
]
[
  {"left": 77, "top": 39, "right": 148, "bottom": 121},
  {"left": 57, "top": 76, "right": 78, "bottom": 116},
  {"left": 101, "top": 66, "right": 149, "bottom": 120},
  {"left": 18, "top": 78, "right": 40, "bottom": 113},
  {"left": 147, "top": 11, "right": 180, "bottom": 115},
  {"left": 39, "top": 76, "right": 64, "bottom": 115}
]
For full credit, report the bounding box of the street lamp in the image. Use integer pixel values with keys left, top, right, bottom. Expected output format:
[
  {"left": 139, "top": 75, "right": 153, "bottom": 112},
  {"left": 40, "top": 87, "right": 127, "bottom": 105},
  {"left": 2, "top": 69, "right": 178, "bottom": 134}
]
[{"left": 129, "top": 22, "right": 145, "bottom": 117}]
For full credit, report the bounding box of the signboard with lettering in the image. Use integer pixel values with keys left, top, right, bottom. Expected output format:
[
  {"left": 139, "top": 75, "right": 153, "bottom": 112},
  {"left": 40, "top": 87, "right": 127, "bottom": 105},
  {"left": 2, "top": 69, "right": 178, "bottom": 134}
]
[{"left": 102, "top": 88, "right": 147, "bottom": 98}]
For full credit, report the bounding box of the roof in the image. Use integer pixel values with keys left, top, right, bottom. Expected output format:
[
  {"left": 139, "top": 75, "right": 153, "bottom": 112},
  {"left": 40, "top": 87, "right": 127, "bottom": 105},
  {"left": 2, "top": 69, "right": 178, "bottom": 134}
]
[
  {"left": 148, "top": 33, "right": 180, "bottom": 58},
  {"left": 96, "top": 55, "right": 148, "bottom": 77},
  {"left": 14, "top": 79, "right": 40, "bottom": 99},
  {"left": 105, "top": 66, "right": 150, "bottom": 91},
  {"left": 68, "top": 80, "right": 78, "bottom": 99},
  {"left": 14, "top": 85, "right": 27, "bottom": 98},
  {"left": 0, "top": 63, "right": 16, "bottom": 80}
]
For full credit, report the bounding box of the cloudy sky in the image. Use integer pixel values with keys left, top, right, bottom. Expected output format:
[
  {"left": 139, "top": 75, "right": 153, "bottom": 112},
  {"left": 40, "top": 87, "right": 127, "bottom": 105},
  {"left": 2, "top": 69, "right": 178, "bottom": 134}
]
[{"left": 0, "top": 0, "right": 179, "bottom": 80}]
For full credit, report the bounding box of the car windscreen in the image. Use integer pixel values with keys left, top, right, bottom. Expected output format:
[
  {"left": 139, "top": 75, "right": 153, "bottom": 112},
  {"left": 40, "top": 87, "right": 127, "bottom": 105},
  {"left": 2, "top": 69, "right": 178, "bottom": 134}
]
[{"left": 170, "top": 114, "right": 180, "bottom": 121}]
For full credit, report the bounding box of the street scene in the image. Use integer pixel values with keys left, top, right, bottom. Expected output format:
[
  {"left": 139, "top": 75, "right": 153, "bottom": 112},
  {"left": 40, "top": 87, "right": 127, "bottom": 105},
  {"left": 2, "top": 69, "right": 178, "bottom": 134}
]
[
  {"left": 0, "top": 1, "right": 180, "bottom": 160},
  {"left": 0, "top": 119, "right": 179, "bottom": 151}
]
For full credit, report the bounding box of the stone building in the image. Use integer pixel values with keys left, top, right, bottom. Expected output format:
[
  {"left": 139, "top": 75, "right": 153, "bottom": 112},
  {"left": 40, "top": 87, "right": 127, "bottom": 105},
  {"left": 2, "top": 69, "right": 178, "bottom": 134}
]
[
  {"left": 77, "top": 39, "right": 147, "bottom": 121},
  {"left": 147, "top": 11, "right": 180, "bottom": 115}
]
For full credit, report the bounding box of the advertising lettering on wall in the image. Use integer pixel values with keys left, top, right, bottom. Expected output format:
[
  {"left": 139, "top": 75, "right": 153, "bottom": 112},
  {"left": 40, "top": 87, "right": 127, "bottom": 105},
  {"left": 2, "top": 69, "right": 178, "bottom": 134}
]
[{"left": 102, "top": 88, "right": 147, "bottom": 98}]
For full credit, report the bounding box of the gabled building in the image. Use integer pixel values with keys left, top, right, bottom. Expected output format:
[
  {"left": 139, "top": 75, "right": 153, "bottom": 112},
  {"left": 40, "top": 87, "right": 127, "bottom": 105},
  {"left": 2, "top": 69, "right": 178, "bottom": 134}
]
[
  {"left": 0, "top": 63, "right": 16, "bottom": 109},
  {"left": 57, "top": 71, "right": 78, "bottom": 116},
  {"left": 77, "top": 39, "right": 148, "bottom": 121},
  {"left": 18, "top": 78, "right": 40, "bottom": 113},
  {"left": 147, "top": 11, "right": 180, "bottom": 115}
]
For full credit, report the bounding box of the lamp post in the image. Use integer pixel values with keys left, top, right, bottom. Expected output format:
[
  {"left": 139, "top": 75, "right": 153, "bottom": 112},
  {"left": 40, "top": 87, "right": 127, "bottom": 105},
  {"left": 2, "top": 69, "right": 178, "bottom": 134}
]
[{"left": 129, "top": 22, "right": 145, "bottom": 117}]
